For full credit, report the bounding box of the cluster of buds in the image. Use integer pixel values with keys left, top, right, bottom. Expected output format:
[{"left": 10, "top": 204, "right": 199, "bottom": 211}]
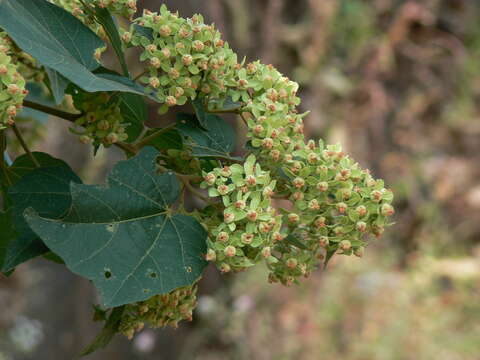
[
  {"left": 0, "top": 32, "right": 27, "bottom": 128},
  {"left": 200, "top": 155, "right": 283, "bottom": 273},
  {"left": 125, "top": 4, "right": 239, "bottom": 114},
  {"left": 51, "top": 0, "right": 137, "bottom": 20},
  {"left": 72, "top": 92, "right": 128, "bottom": 146},
  {"left": 234, "top": 62, "right": 306, "bottom": 170},
  {"left": 267, "top": 142, "right": 394, "bottom": 285},
  {"left": 118, "top": 283, "right": 198, "bottom": 339}
]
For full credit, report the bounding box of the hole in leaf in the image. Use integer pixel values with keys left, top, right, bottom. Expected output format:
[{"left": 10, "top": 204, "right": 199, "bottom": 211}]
[
  {"left": 149, "top": 272, "right": 157, "bottom": 278},
  {"left": 104, "top": 270, "right": 112, "bottom": 279}
]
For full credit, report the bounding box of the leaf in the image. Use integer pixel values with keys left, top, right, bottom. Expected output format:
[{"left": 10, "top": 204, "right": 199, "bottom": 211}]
[
  {"left": 147, "top": 129, "right": 183, "bottom": 150},
  {"left": 133, "top": 24, "right": 154, "bottom": 42},
  {"left": 116, "top": 93, "right": 146, "bottom": 143},
  {"left": 26, "top": 147, "right": 208, "bottom": 307},
  {"left": 92, "top": 6, "right": 129, "bottom": 77},
  {"left": 0, "top": 209, "right": 17, "bottom": 271},
  {"left": 176, "top": 113, "right": 236, "bottom": 158},
  {"left": 284, "top": 235, "right": 308, "bottom": 250},
  {"left": 1, "top": 152, "right": 71, "bottom": 186},
  {"left": 80, "top": 306, "right": 125, "bottom": 357},
  {"left": 0, "top": 0, "right": 145, "bottom": 94},
  {"left": 3, "top": 163, "right": 82, "bottom": 272},
  {"left": 45, "top": 68, "right": 70, "bottom": 105},
  {"left": 192, "top": 98, "right": 209, "bottom": 129},
  {"left": 207, "top": 97, "right": 242, "bottom": 113}
]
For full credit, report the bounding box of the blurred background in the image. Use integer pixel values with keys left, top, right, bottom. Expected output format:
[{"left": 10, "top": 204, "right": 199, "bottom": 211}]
[{"left": 1, "top": 0, "right": 480, "bottom": 359}]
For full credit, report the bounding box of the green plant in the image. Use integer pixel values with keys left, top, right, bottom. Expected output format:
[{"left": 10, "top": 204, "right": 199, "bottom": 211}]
[{"left": 0, "top": 0, "right": 394, "bottom": 355}]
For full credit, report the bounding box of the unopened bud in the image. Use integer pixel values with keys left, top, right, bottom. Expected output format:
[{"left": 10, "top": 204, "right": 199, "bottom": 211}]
[
  {"left": 205, "top": 249, "right": 216, "bottom": 261},
  {"left": 286, "top": 258, "right": 298, "bottom": 269},
  {"left": 224, "top": 212, "right": 235, "bottom": 223},
  {"left": 319, "top": 236, "right": 329, "bottom": 247},
  {"left": 356, "top": 205, "right": 367, "bottom": 216},
  {"left": 339, "top": 240, "right": 351, "bottom": 251},
  {"left": 293, "top": 177, "right": 305, "bottom": 189},
  {"left": 356, "top": 221, "right": 367, "bottom": 232},
  {"left": 149, "top": 77, "right": 160, "bottom": 88},
  {"left": 287, "top": 213, "right": 299, "bottom": 223},
  {"left": 216, "top": 232, "right": 229, "bottom": 242},
  {"left": 166, "top": 96, "right": 177, "bottom": 107},
  {"left": 241, "top": 233, "right": 254, "bottom": 244},
  {"left": 354, "top": 247, "right": 365, "bottom": 258},
  {"left": 159, "top": 25, "right": 172, "bottom": 37},
  {"left": 381, "top": 203, "right": 395, "bottom": 216},
  {"left": 224, "top": 246, "right": 236, "bottom": 257},
  {"left": 247, "top": 210, "right": 258, "bottom": 222},
  {"left": 336, "top": 202, "right": 347, "bottom": 213}
]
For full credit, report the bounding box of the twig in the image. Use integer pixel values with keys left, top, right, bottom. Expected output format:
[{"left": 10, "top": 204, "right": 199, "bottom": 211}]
[
  {"left": 115, "top": 141, "right": 138, "bottom": 155},
  {"left": 11, "top": 124, "right": 39, "bottom": 167},
  {"left": 179, "top": 177, "right": 214, "bottom": 205},
  {"left": 23, "top": 100, "right": 81, "bottom": 122}
]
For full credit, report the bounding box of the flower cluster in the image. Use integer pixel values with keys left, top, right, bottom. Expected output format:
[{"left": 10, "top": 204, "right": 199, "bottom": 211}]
[
  {"left": 124, "top": 5, "right": 239, "bottom": 114},
  {"left": 200, "top": 155, "right": 283, "bottom": 273},
  {"left": 0, "top": 32, "right": 27, "bottom": 128},
  {"left": 118, "top": 283, "right": 198, "bottom": 339},
  {"left": 267, "top": 142, "right": 394, "bottom": 285},
  {"left": 232, "top": 63, "right": 307, "bottom": 178},
  {"left": 72, "top": 92, "right": 128, "bottom": 145}
]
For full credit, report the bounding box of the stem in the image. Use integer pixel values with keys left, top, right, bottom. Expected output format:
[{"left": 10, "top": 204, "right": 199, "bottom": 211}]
[
  {"left": 134, "top": 124, "right": 176, "bottom": 150},
  {"left": 133, "top": 70, "right": 147, "bottom": 81},
  {"left": 115, "top": 141, "right": 138, "bottom": 155},
  {"left": 205, "top": 107, "right": 241, "bottom": 114},
  {"left": 23, "top": 100, "right": 81, "bottom": 122},
  {"left": 178, "top": 176, "right": 214, "bottom": 205},
  {"left": 11, "top": 124, "right": 39, "bottom": 167},
  {"left": 240, "top": 112, "right": 249, "bottom": 126}
]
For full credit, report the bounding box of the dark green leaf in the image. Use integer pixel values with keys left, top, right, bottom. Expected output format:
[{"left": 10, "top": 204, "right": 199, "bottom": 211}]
[
  {"left": 1, "top": 152, "right": 71, "bottom": 186},
  {"left": 26, "top": 147, "right": 208, "bottom": 307},
  {"left": 284, "top": 235, "right": 308, "bottom": 250},
  {"left": 45, "top": 68, "right": 70, "bottom": 105},
  {"left": 3, "top": 162, "right": 82, "bottom": 272},
  {"left": 0, "top": 0, "right": 144, "bottom": 94},
  {"left": 80, "top": 306, "right": 125, "bottom": 357},
  {"left": 133, "top": 24, "right": 154, "bottom": 42},
  {"left": 116, "top": 93, "right": 146, "bottom": 143},
  {"left": 192, "top": 98, "right": 209, "bottom": 129},
  {"left": 92, "top": 6, "right": 129, "bottom": 77},
  {"left": 176, "top": 113, "right": 236, "bottom": 158},
  {"left": 147, "top": 128, "right": 183, "bottom": 150},
  {"left": 323, "top": 248, "right": 337, "bottom": 269},
  {"left": 0, "top": 209, "right": 17, "bottom": 271},
  {"left": 207, "top": 97, "right": 242, "bottom": 113}
]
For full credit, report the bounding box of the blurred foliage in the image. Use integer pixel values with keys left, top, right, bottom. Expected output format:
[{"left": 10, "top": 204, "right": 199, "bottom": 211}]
[{"left": 190, "top": 253, "right": 480, "bottom": 360}]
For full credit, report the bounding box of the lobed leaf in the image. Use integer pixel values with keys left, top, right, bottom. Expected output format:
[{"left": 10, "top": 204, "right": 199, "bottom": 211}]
[
  {"left": 26, "top": 147, "right": 208, "bottom": 307},
  {"left": 3, "top": 160, "right": 82, "bottom": 272}
]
